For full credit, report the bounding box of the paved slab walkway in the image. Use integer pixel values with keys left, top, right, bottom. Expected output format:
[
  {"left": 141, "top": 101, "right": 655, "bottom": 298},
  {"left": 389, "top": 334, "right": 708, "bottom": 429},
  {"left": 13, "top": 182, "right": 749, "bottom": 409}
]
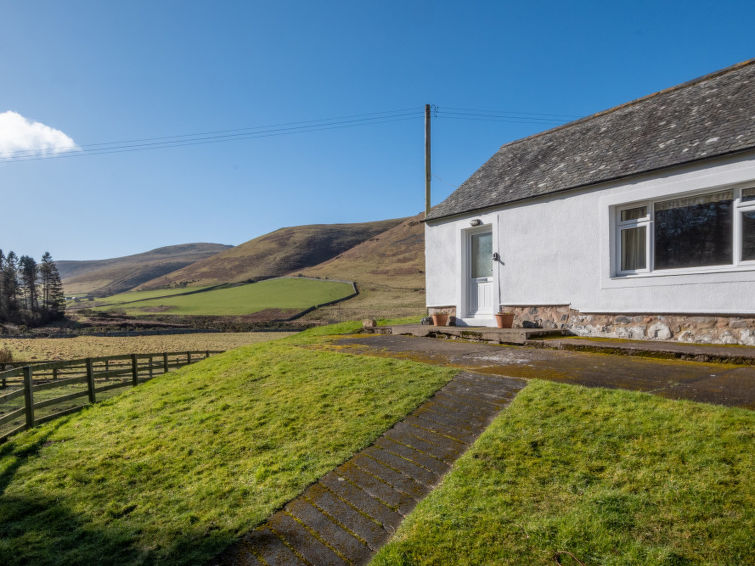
[
  {"left": 334, "top": 335, "right": 755, "bottom": 409},
  {"left": 530, "top": 337, "right": 755, "bottom": 364},
  {"left": 211, "top": 372, "right": 526, "bottom": 566}
]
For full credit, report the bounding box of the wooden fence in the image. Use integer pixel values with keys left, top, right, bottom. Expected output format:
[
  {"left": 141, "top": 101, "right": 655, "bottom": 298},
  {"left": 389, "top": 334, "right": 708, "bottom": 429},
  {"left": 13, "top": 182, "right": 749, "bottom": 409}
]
[{"left": 0, "top": 350, "right": 223, "bottom": 442}]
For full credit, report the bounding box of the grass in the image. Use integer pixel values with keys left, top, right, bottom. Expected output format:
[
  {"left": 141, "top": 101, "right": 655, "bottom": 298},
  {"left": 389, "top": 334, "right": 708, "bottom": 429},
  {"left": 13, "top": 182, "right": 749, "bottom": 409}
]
[
  {"left": 90, "top": 286, "right": 213, "bottom": 307},
  {"left": 303, "top": 285, "right": 426, "bottom": 323},
  {"left": 1, "top": 332, "right": 293, "bottom": 361},
  {"left": 377, "top": 315, "right": 423, "bottom": 326},
  {"left": 94, "top": 278, "right": 354, "bottom": 316},
  {"left": 371, "top": 380, "right": 755, "bottom": 566},
  {"left": 0, "top": 327, "right": 455, "bottom": 565}
]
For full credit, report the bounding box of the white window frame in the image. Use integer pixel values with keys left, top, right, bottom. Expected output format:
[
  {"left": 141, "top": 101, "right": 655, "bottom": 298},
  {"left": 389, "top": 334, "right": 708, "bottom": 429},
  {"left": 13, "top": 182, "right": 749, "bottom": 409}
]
[
  {"left": 736, "top": 187, "right": 755, "bottom": 264},
  {"left": 613, "top": 185, "right": 755, "bottom": 277},
  {"left": 615, "top": 203, "right": 651, "bottom": 275}
]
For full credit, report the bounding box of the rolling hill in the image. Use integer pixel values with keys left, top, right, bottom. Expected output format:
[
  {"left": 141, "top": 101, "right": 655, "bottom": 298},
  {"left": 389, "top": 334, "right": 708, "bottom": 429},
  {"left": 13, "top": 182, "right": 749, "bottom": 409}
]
[
  {"left": 58, "top": 243, "right": 232, "bottom": 296},
  {"left": 293, "top": 213, "right": 426, "bottom": 321},
  {"left": 136, "top": 218, "right": 404, "bottom": 290}
]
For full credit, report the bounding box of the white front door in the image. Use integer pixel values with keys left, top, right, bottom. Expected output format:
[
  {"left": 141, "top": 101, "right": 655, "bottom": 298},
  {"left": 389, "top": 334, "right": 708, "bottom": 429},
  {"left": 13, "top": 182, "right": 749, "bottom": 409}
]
[{"left": 467, "top": 230, "right": 494, "bottom": 316}]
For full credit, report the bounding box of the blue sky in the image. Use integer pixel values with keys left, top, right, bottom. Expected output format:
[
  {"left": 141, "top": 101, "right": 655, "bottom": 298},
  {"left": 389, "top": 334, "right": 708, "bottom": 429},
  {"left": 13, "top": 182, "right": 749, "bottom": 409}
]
[{"left": 1, "top": 0, "right": 752, "bottom": 260}]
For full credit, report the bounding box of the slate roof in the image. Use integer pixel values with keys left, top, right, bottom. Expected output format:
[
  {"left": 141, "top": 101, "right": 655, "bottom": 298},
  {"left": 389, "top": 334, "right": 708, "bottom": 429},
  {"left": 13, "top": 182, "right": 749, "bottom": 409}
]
[{"left": 426, "top": 60, "right": 755, "bottom": 221}]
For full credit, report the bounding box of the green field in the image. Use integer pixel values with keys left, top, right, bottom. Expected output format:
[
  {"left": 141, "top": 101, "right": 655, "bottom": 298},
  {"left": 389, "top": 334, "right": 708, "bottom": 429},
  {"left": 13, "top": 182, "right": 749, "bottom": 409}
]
[
  {"left": 0, "top": 328, "right": 455, "bottom": 565},
  {"left": 94, "top": 278, "right": 354, "bottom": 316},
  {"left": 92, "top": 286, "right": 213, "bottom": 306},
  {"left": 372, "top": 380, "right": 755, "bottom": 566}
]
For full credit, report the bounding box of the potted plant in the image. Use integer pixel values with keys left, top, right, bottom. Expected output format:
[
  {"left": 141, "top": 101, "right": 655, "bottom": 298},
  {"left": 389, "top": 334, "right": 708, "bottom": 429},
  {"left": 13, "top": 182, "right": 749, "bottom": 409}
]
[
  {"left": 494, "top": 309, "right": 514, "bottom": 329},
  {"left": 431, "top": 312, "right": 449, "bottom": 326}
]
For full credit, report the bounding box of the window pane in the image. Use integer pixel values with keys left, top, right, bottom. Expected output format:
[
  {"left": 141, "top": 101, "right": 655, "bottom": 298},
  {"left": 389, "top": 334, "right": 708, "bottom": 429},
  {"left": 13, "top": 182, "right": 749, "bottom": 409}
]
[
  {"left": 743, "top": 211, "right": 755, "bottom": 261},
  {"left": 743, "top": 188, "right": 755, "bottom": 203},
  {"left": 655, "top": 190, "right": 733, "bottom": 211},
  {"left": 471, "top": 232, "right": 492, "bottom": 278},
  {"left": 620, "top": 206, "right": 647, "bottom": 221},
  {"left": 654, "top": 197, "right": 732, "bottom": 269},
  {"left": 621, "top": 226, "right": 646, "bottom": 271}
]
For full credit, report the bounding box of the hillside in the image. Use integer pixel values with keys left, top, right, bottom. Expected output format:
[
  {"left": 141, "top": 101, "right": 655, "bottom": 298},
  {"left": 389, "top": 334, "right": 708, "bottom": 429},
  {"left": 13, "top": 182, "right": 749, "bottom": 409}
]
[
  {"left": 137, "top": 218, "right": 404, "bottom": 290},
  {"left": 294, "top": 213, "right": 426, "bottom": 321},
  {"left": 95, "top": 278, "right": 354, "bottom": 316},
  {"left": 58, "top": 243, "right": 231, "bottom": 296}
]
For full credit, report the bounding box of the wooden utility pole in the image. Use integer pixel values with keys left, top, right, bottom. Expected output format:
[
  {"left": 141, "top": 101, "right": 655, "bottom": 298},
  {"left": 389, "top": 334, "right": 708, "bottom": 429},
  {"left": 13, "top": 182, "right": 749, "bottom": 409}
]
[{"left": 425, "top": 104, "right": 431, "bottom": 218}]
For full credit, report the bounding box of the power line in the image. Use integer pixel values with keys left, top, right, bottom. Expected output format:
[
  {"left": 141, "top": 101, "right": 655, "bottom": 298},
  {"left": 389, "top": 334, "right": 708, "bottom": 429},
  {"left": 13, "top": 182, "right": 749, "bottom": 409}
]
[
  {"left": 0, "top": 107, "right": 424, "bottom": 163},
  {"left": 440, "top": 106, "right": 580, "bottom": 120},
  {"left": 431, "top": 173, "right": 460, "bottom": 190},
  {"left": 0, "top": 104, "right": 581, "bottom": 164},
  {"left": 436, "top": 113, "right": 568, "bottom": 125}
]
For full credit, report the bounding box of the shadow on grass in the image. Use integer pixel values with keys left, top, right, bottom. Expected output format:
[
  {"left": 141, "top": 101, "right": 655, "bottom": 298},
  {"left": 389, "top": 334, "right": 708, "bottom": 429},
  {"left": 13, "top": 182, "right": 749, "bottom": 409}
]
[
  {"left": 0, "top": 491, "right": 237, "bottom": 566},
  {"left": 0, "top": 419, "right": 70, "bottom": 496},
  {"left": 0, "top": 421, "right": 237, "bottom": 565}
]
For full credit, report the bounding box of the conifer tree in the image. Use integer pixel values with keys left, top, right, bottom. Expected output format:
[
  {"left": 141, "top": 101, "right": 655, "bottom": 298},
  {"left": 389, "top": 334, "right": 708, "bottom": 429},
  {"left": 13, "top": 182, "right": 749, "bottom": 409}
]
[
  {"left": 2, "top": 251, "right": 19, "bottom": 319},
  {"left": 19, "top": 255, "right": 39, "bottom": 316},
  {"left": 39, "top": 252, "right": 52, "bottom": 313},
  {"left": 0, "top": 249, "right": 5, "bottom": 320},
  {"left": 40, "top": 252, "right": 65, "bottom": 319}
]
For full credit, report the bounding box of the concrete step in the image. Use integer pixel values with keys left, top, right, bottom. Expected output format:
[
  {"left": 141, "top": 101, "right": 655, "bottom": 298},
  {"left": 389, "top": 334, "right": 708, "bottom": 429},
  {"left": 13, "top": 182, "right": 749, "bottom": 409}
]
[{"left": 375, "top": 323, "right": 564, "bottom": 345}]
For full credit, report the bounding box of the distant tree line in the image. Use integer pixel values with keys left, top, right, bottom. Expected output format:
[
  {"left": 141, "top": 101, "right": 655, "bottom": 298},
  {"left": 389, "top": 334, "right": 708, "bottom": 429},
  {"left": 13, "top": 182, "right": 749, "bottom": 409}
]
[{"left": 0, "top": 250, "right": 65, "bottom": 324}]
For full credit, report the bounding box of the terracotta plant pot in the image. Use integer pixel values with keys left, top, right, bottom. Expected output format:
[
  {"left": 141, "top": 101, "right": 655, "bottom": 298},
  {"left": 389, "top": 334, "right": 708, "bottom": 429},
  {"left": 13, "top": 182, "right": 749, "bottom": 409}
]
[
  {"left": 431, "top": 313, "right": 449, "bottom": 326},
  {"left": 494, "top": 313, "right": 514, "bottom": 328}
]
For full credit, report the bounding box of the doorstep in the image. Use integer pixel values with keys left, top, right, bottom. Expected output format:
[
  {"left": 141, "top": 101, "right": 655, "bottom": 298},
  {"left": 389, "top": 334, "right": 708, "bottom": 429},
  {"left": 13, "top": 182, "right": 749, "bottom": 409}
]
[{"left": 373, "top": 324, "right": 565, "bottom": 345}]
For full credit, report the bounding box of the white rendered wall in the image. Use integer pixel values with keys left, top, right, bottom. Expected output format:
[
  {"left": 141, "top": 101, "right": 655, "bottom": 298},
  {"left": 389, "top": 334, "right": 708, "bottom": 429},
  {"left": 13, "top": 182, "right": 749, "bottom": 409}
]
[{"left": 425, "top": 152, "right": 755, "bottom": 323}]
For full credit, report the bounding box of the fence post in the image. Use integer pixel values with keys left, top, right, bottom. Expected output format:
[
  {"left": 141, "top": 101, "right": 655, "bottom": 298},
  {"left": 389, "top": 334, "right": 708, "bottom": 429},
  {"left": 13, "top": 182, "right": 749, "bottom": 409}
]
[
  {"left": 186, "top": 351, "right": 192, "bottom": 365},
  {"left": 205, "top": 350, "right": 209, "bottom": 359},
  {"left": 148, "top": 355, "right": 153, "bottom": 379},
  {"left": 23, "top": 366, "right": 34, "bottom": 429},
  {"left": 131, "top": 354, "right": 138, "bottom": 386},
  {"left": 163, "top": 352, "right": 169, "bottom": 374},
  {"left": 53, "top": 367, "right": 58, "bottom": 380},
  {"left": 86, "top": 358, "right": 96, "bottom": 403}
]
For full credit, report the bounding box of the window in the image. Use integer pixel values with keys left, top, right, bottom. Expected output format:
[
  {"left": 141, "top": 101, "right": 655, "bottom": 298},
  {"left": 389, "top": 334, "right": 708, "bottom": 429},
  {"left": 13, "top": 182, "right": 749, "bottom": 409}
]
[
  {"left": 742, "top": 188, "right": 755, "bottom": 262},
  {"left": 654, "top": 190, "right": 733, "bottom": 269},
  {"left": 470, "top": 232, "right": 492, "bottom": 278},
  {"left": 616, "top": 206, "right": 649, "bottom": 272},
  {"left": 615, "top": 186, "right": 755, "bottom": 275}
]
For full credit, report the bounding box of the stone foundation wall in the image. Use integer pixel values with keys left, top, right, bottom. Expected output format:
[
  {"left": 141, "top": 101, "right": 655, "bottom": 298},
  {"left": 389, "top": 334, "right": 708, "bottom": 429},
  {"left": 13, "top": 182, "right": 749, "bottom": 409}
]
[{"left": 504, "top": 305, "right": 755, "bottom": 345}]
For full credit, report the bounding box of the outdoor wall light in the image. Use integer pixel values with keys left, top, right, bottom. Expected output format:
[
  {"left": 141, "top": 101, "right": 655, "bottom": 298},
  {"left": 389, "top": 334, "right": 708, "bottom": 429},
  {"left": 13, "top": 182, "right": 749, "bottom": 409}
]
[{"left": 469, "top": 219, "right": 482, "bottom": 226}]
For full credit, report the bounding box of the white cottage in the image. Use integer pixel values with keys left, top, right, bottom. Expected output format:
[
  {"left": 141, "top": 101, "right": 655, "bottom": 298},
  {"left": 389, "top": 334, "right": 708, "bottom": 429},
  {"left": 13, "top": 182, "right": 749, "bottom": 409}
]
[{"left": 424, "top": 60, "right": 755, "bottom": 344}]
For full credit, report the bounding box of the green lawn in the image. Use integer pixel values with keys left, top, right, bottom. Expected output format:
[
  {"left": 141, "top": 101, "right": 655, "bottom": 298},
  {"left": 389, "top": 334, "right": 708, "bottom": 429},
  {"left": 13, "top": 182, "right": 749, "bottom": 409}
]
[
  {"left": 371, "top": 380, "right": 755, "bottom": 566},
  {"left": 93, "top": 286, "right": 213, "bottom": 306},
  {"left": 94, "top": 277, "right": 354, "bottom": 316},
  {"left": 0, "top": 328, "right": 455, "bottom": 565}
]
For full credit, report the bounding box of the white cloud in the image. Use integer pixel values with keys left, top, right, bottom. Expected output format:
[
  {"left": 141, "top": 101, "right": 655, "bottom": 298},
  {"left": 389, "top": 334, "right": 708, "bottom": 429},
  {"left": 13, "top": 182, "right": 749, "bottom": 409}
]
[{"left": 0, "top": 111, "right": 79, "bottom": 159}]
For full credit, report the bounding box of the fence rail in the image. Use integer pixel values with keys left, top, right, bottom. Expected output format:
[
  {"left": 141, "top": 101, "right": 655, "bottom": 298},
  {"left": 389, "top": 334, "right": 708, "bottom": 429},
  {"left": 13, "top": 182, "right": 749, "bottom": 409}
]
[{"left": 0, "top": 350, "right": 223, "bottom": 442}]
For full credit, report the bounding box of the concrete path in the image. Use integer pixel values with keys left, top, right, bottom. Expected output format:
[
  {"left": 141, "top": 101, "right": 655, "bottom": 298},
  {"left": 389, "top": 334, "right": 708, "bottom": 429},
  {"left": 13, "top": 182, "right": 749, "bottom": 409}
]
[
  {"left": 531, "top": 337, "right": 755, "bottom": 365},
  {"left": 334, "top": 335, "right": 755, "bottom": 410},
  {"left": 211, "top": 372, "right": 526, "bottom": 566}
]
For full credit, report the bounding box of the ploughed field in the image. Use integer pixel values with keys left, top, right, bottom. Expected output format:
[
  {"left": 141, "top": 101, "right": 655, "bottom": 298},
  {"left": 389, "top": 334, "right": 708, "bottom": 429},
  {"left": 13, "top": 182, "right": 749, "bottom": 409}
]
[
  {"left": 1, "top": 332, "right": 293, "bottom": 361},
  {"left": 92, "top": 278, "right": 354, "bottom": 316}
]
